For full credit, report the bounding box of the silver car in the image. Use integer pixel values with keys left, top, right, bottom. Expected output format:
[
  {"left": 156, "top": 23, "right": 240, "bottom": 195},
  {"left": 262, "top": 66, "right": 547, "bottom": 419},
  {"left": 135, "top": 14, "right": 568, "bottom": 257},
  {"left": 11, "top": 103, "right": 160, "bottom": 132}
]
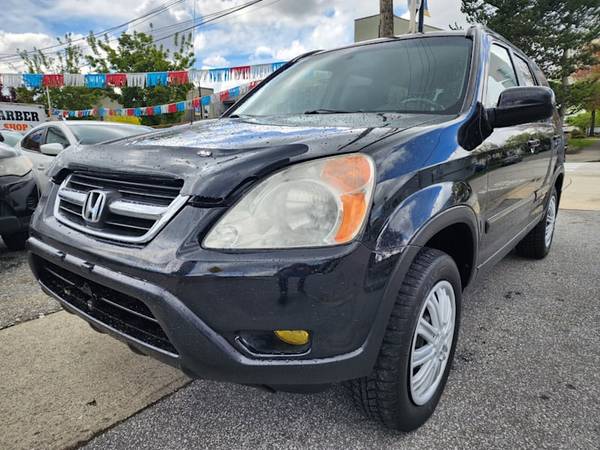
[{"left": 18, "top": 121, "right": 153, "bottom": 191}]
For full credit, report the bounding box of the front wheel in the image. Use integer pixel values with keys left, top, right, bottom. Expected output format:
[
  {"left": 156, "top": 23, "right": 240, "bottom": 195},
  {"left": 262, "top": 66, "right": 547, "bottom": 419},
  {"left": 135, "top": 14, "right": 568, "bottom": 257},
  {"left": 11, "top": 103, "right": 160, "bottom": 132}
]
[
  {"left": 347, "top": 248, "right": 462, "bottom": 431},
  {"left": 516, "top": 187, "right": 558, "bottom": 259}
]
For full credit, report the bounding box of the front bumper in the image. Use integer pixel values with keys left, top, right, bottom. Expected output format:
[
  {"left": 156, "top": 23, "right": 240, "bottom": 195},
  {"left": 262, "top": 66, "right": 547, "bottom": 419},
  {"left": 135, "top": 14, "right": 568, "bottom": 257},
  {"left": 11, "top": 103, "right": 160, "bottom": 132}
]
[
  {"left": 28, "top": 197, "right": 406, "bottom": 384},
  {"left": 0, "top": 172, "right": 37, "bottom": 235}
]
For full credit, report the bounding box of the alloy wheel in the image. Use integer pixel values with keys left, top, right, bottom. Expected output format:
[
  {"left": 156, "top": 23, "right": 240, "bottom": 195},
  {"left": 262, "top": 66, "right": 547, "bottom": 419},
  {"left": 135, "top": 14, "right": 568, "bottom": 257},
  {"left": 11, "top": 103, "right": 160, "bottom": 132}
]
[{"left": 409, "top": 280, "right": 456, "bottom": 406}]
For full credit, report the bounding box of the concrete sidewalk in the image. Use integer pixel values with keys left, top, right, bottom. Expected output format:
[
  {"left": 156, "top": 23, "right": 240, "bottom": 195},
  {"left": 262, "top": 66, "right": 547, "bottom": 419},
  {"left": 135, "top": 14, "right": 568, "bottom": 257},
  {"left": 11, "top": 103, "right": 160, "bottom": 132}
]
[
  {"left": 560, "top": 162, "right": 600, "bottom": 211},
  {"left": 566, "top": 139, "right": 600, "bottom": 163},
  {"left": 0, "top": 311, "right": 188, "bottom": 450}
]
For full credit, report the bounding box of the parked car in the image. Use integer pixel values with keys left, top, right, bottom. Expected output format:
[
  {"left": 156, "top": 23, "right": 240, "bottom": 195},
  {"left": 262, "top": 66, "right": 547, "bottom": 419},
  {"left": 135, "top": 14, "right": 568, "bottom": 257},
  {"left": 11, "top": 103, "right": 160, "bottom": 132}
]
[
  {"left": 0, "top": 143, "right": 37, "bottom": 250},
  {"left": 0, "top": 128, "right": 23, "bottom": 147},
  {"left": 28, "top": 27, "right": 564, "bottom": 431},
  {"left": 17, "top": 121, "right": 153, "bottom": 192}
]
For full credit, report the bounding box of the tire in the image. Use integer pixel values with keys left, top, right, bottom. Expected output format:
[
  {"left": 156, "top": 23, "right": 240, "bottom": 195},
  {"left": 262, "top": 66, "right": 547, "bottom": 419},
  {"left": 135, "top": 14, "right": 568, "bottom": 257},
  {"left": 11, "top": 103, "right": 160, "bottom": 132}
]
[
  {"left": 516, "top": 187, "right": 558, "bottom": 259},
  {"left": 1, "top": 231, "right": 29, "bottom": 251},
  {"left": 347, "top": 248, "right": 462, "bottom": 431}
]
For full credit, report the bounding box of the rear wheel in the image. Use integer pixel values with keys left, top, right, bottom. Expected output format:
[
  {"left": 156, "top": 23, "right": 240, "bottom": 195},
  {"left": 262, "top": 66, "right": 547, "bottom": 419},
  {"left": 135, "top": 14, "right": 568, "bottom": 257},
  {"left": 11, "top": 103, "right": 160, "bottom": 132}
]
[
  {"left": 516, "top": 187, "right": 557, "bottom": 259},
  {"left": 347, "top": 248, "right": 461, "bottom": 431},
  {"left": 1, "top": 231, "right": 28, "bottom": 251}
]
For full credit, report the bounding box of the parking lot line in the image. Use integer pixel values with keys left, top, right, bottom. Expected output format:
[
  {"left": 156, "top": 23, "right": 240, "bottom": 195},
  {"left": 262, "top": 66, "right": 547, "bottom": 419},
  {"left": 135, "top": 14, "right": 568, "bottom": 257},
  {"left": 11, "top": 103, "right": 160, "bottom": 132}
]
[{"left": 0, "top": 311, "right": 188, "bottom": 450}]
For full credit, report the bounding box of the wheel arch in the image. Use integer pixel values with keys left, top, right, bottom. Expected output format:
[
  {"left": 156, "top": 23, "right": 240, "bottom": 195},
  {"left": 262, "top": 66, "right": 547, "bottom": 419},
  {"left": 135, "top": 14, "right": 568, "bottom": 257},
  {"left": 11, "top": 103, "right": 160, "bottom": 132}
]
[{"left": 406, "top": 206, "right": 479, "bottom": 289}]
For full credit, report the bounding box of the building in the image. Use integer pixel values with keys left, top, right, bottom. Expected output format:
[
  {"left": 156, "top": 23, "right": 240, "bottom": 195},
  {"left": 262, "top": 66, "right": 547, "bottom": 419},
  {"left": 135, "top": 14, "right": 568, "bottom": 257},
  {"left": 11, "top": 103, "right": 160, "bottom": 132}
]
[{"left": 354, "top": 14, "right": 441, "bottom": 42}]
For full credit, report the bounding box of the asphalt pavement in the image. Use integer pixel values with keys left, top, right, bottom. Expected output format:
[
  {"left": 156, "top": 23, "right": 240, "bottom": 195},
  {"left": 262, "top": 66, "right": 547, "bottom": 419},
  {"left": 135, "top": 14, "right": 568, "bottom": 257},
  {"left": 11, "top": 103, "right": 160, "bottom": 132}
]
[
  {"left": 81, "top": 209, "right": 600, "bottom": 449},
  {"left": 0, "top": 237, "right": 61, "bottom": 329}
]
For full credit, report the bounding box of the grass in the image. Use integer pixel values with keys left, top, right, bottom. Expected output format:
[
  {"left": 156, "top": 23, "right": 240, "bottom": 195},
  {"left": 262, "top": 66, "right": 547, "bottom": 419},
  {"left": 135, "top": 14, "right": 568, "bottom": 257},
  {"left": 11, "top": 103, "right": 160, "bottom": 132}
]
[{"left": 567, "top": 137, "right": 599, "bottom": 152}]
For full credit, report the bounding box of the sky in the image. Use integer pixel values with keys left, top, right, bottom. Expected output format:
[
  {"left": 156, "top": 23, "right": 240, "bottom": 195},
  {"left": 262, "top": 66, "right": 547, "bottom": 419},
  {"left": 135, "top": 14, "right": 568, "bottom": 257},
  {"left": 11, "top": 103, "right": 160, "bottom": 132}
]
[{"left": 0, "top": 0, "right": 469, "bottom": 74}]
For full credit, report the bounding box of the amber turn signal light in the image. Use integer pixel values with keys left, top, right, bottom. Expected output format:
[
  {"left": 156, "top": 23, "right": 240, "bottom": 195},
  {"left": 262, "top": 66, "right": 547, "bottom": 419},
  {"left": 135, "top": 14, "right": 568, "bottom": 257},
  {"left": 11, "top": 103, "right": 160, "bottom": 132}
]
[{"left": 273, "top": 330, "right": 310, "bottom": 346}]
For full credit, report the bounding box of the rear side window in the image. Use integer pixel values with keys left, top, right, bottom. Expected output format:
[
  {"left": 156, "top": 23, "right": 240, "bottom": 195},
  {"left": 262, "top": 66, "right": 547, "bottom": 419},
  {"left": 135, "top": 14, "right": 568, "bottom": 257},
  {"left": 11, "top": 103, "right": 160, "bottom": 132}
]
[
  {"left": 484, "top": 44, "right": 518, "bottom": 107},
  {"left": 46, "top": 127, "right": 70, "bottom": 147},
  {"left": 21, "top": 128, "right": 45, "bottom": 152},
  {"left": 513, "top": 55, "right": 536, "bottom": 86}
]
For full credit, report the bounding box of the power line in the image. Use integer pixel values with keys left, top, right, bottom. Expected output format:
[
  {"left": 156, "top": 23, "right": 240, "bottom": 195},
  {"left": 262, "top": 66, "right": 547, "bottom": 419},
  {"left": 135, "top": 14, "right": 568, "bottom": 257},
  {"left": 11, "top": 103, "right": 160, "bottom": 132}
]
[
  {"left": 0, "top": 0, "right": 186, "bottom": 62},
  {"left": 1, "top": 0, "right": 267, "bottom": 67}
]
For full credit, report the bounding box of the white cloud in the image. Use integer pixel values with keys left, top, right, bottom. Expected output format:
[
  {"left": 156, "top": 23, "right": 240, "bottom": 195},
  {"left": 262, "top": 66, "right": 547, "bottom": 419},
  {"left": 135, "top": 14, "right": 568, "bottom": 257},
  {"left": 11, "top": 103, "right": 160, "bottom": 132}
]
[
  {"left": 202, "top": 54, "right": 229, "bottom": 68},
  {"left": 0, "top": 0, "right": 470, "bottom": 75},
  {"left": 275, "top": 40, "right": 307, "bottom": 61},
  {"left": 402, "top": 0, "right": 469, "bottom": 30},
  {"left": 0, "top": 31, "right": 56, "bottom": 72}
]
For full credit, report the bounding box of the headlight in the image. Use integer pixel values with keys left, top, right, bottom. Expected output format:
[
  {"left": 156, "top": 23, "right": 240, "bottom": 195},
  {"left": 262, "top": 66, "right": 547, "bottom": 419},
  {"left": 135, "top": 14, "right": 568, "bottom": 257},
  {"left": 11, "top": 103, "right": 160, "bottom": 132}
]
[
  {"left": 0, "top": 155, "right": 33, "bottom": 177},
  {"left": 203, "top": 154, "right": 375, "bottom": 249}
]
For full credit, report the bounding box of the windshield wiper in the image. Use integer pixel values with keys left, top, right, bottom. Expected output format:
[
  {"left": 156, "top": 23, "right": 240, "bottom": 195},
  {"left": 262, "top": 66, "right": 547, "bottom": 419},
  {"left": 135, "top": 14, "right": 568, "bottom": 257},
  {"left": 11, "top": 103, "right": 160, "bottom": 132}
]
[{"left": 303, "top": 109, "right": 363, "bottom": 115}]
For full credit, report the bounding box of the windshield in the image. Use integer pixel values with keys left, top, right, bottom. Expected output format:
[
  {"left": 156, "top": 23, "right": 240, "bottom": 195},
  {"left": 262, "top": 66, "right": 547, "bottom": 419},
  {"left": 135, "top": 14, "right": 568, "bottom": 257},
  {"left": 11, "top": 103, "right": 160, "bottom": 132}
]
[
  {"left": 0, "top": 130, "right": 22, "bottom": 147},
  {"left": 235, "top": 37, "right": 472, "bottom": 117},
  {"left": 70, "top": 124, "right": 152, "bottom": 145}
]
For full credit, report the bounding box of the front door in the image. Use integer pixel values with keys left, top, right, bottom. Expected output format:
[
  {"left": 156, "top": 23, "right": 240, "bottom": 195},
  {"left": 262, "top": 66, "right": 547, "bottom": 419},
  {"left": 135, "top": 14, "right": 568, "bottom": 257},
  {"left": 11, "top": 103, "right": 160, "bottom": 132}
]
[
  {"left": 19, "top": 127, "right": 47, "bottom": 191},
  {"left": 478, "top": 44, "right": 546, "bottom": 264}
]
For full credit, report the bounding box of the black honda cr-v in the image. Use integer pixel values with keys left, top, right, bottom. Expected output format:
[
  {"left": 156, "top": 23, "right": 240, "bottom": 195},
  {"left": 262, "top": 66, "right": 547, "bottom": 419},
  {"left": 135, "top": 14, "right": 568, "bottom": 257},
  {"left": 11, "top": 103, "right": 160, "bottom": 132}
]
[{"left": 28, "top": 26, "right": 564, "bottom": 430}]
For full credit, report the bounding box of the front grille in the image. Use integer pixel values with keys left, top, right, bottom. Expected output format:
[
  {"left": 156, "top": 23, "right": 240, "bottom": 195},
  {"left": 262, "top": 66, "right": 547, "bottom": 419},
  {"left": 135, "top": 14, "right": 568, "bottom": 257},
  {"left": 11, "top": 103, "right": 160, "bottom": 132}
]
[
  {"left": 54, "top": 171, "right": 187, "bottom": 244},
  {"left": 37, "top": 257, "right": 177, "bottom": 355}
]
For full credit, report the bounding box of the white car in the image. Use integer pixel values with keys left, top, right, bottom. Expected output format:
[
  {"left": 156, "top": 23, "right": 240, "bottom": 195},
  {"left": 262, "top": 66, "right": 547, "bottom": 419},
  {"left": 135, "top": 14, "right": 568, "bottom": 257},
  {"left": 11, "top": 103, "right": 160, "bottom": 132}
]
[{"left": 18, "top": 121, "right": 153, "bottom": 191}]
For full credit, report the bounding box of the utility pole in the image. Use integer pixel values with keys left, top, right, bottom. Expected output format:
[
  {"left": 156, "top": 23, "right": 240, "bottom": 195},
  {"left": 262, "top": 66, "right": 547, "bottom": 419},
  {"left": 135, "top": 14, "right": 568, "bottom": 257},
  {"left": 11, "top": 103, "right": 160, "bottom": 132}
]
[
  {"left": 418, "top": 0, "right": 425, "bottom": 32},
  {"left": 379, "top": 0, "right": 394, "bottom": 38}
]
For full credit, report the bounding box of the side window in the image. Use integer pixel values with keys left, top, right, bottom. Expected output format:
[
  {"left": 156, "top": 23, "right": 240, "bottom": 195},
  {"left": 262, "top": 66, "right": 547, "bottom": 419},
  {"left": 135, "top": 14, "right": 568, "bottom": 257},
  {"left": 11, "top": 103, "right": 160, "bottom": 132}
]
[
  {"left": 513, "top": 55, "right": 536, "bottom": 86},
  {"left": 484, "top": 44, "right": 518, "bottom": 107},
  {"left": 46, "top": 127, "right": 70, "bottom": 148},
  {"left": 21, "top": 128, "right": 46, "bottom": 152}
]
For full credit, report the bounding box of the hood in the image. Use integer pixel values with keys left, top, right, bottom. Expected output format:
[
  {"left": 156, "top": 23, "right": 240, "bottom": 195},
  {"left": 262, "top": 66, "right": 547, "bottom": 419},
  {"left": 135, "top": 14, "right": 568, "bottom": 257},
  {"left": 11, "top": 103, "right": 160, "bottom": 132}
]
[{"left": 50, "top": 114, "right": 447, "bottom": 201}]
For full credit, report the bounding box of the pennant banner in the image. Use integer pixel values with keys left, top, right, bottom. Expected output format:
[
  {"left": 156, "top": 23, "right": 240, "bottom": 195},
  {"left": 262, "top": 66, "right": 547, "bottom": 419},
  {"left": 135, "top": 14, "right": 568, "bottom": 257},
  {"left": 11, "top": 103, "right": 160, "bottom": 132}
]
[
  {"left": 50, "top": 80, "right": 262, "bottom": 119},
  {"left": 0, "top": 62, "right": 286, "bottom": 89}
]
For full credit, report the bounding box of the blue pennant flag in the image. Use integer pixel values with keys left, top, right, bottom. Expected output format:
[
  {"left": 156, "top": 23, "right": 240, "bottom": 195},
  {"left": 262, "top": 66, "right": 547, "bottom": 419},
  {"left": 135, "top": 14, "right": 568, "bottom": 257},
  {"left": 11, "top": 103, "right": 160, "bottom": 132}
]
[
  {"left": 84, "top": 74, "right": 106, "bottom": 88},
  {"left": 146, "top": 72, "right": 168, "bottom": 87},
  {"left": 22, "top": 74, "right": 43, "bottom": 88}
]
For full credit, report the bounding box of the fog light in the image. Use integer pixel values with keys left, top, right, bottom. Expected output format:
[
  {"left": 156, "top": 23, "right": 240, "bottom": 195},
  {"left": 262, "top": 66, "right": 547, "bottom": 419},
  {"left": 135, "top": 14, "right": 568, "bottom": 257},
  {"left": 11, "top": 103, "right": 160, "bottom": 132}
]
[{"left": 274, "top": 330, "right": 310, "bottom": 345}]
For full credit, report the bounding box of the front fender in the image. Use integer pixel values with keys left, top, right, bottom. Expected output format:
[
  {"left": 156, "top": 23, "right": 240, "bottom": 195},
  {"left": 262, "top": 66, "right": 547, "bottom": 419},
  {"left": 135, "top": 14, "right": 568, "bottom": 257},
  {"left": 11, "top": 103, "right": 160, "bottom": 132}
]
[{"left": 373, "top": 182, "right": 477, "bottom": 257}]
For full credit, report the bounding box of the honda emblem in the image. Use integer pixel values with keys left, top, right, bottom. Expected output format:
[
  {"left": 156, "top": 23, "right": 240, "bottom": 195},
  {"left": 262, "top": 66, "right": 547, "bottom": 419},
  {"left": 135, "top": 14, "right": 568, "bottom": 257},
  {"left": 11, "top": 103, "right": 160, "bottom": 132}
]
[{"left": 82, "top": 190, "right": 107, "bottom": 223}]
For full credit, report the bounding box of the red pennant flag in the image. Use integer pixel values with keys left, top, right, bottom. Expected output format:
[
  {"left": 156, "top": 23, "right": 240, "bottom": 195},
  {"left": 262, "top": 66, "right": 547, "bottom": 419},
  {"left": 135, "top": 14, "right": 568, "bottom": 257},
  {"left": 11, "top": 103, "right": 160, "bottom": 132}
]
[
  {"left": 231, "top": 66, "right": 251, "bottom": 79},
  {"left": 106, "top": 73, "right": 127, "bottom": 87},
  {"left": 146, "top": 107, "right": 154, "bottom": 116},
  {"left": 167, "top": 103, "right": 177, "bottom": 113},
  {"left": 43, "top": 74, "right": 64, "bottom": 88},
  {"left": 219, "top": 91, "right": 230, "bottom": 102},
  {"left": 168, "top": 71, "right": 189, "bottom": 85}
]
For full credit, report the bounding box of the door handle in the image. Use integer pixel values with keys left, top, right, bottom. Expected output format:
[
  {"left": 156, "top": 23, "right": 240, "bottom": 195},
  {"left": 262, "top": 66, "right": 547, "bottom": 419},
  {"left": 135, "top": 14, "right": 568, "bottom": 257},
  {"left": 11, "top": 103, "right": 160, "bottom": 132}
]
[
  {"left": 528, "top": 139, "right": 540, "bottom": 153},
  {"left": 37, "top": 165, "right": 46, "bottom": 170}
]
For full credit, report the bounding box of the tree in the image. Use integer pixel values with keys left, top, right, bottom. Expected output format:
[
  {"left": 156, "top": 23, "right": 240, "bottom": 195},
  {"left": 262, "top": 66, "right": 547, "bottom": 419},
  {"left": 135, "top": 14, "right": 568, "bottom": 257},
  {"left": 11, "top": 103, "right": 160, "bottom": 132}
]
[
  {"left": 86, "top": 30, "right": 195, "bottom": 126},
  {"left": 570, "top": 79, "right": 599, "bottom": 135},
  {"left": 571, "top": 52, "right": 600, "bottom": 135},
  {"left": 379, "top": 0, "right": 395, "bottom": 37},
  {"left": 460, "top": 0, "right": 600, "bottom": 117},
  {"left": 17, "top": 33, "right": 107, "bottom": 112}
]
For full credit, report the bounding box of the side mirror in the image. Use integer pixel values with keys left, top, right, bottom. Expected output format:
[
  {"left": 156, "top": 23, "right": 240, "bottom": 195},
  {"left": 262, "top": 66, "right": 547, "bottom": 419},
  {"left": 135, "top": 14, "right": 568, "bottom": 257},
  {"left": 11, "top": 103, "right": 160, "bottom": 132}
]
[
  {"left": 487, "top": 86, "right": 554, "bottom": 128},
  {"left": 40, "top": 143, "right": 64, "bottom": 156}
]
